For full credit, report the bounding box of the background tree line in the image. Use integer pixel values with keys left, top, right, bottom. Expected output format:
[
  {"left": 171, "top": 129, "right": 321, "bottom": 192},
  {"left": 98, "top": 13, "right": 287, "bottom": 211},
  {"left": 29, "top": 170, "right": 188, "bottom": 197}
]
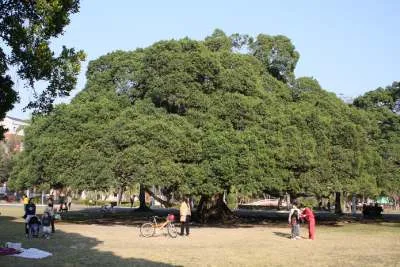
[{"left": 5, "top": 29, "right": 400, "bottom": 221}]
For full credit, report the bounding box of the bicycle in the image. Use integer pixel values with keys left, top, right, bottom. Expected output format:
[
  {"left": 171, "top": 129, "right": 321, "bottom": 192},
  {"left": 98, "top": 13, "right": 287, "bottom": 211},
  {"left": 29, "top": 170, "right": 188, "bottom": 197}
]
[
  {"left": 100, "top": 202, "right": 117, "bottom": 213},
  {"left": 140, "top": 214, "right": 177, "bottom": 238}
]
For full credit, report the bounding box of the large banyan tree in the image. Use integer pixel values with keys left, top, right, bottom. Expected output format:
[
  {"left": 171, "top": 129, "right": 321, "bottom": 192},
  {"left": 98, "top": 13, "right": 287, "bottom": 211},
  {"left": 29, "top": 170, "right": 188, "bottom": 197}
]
[{"left": 10, "top": 30, "right": 400, "bottom": 221}]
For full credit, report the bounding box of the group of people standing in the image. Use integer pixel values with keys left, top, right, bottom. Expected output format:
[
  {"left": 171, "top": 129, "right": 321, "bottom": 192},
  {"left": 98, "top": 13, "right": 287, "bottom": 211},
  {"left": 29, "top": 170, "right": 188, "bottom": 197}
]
[
  {"left": 22, "top": 193, "right": 316, "bottom": 241},
  {"left": 288, "top": 203, "right": 316, "bottom": 240},
  {"left": 22, "top": 196, "right": 54, "bottom": 238},
  {"left": 179, "top": 198, "right": 316, "bottom": 240},
  {"left": 22, "top": 194, "right": 67, "bottom": 238}
]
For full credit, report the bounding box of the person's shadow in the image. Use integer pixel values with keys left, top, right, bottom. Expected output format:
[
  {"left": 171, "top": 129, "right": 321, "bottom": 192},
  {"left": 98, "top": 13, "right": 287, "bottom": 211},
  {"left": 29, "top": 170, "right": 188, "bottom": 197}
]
[
  {"left": 273, "top": 231, "right": 292, "bottom": 239},
  {"left": 0, "top": 215, "right": 179, "bottom": 267}
]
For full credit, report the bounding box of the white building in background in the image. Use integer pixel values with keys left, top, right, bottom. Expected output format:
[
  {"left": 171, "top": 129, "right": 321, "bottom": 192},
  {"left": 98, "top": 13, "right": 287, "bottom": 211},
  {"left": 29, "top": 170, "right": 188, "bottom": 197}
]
[
  {"left": 0, "top": 116, "right": 29, "bottom": 153},
  {"left": 0, "top": 116, "right": 29, "bottom": 195},
  {"left": 1, "top": 116, "right": 29, "bottom": 136}
]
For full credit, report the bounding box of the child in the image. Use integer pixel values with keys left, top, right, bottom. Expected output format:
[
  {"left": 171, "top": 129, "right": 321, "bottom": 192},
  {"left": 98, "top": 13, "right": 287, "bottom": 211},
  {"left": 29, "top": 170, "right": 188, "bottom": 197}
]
[
  {"left": 41, "top": 212, "right": 52, "bottom": 239},
  {"left": 45, "top": 202, "right": 55, "bottom": 233},
  {"left": 290, "top": 209, "right": 301, "bottom": 239},
  {"left": 288, "top": 204, "right": 301, "bottom": 240}
]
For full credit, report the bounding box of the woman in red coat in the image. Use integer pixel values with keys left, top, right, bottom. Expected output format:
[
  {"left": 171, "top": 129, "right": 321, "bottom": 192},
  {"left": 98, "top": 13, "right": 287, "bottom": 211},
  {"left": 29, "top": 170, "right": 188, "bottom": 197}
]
[{"left": 300, "top": 206, "right": 316, "bottom": 240}]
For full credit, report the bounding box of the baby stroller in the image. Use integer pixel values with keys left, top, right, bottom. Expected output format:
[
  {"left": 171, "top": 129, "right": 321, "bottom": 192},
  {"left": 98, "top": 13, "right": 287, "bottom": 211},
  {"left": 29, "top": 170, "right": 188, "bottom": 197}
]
[{"left": 27, "top": 216, "right": 41, "bottom": 239}]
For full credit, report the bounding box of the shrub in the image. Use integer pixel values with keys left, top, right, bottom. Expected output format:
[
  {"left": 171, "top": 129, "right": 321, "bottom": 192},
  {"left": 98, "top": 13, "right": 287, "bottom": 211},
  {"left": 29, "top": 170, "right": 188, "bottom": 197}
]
[{"left": 298, "top": 197, "right": 318, "bottom": 209}]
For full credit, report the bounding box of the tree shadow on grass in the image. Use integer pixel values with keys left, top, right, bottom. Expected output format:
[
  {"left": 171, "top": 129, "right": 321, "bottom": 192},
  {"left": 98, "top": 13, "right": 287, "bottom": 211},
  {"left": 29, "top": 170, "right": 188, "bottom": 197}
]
[
  {"left": 62, "top": 209, "right": 281, "bottom": 229},
  {"left": 60, "top": 207, "right": 400, "bottom": 230},
  {"left": 0, "top": 215, "right": 179, "bottom": 267}
]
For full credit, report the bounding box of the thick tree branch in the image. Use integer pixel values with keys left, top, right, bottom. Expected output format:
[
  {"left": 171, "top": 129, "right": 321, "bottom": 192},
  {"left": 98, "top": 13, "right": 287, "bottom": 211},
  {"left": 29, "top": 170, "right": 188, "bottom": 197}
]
[{"left": 144, "top": 187, "right": 176, "bottom": 208}]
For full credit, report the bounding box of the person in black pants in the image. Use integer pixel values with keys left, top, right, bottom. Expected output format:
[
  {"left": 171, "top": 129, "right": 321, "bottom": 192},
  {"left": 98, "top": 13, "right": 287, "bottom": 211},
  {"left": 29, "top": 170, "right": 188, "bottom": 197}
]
[
  {"left": 179, "top": 198, "right": 191, "bottom": 236},
  {"left": 45, "top": 202, "right": 55, "bottom": 233},
  {"left": 24, "top": 198, "right": 36, "bottom": 236}
]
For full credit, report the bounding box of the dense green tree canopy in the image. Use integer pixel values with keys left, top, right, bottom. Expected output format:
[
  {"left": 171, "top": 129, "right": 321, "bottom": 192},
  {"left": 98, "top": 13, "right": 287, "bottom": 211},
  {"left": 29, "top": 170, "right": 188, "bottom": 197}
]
[
  {"left": 0, "top": 146, "right": 12, "bottom": 183},
  {"left": 0, "top": 0, "right": 85, "bottom": 137},
  {"left": 353, "top": 81, "right": 400, "bottom": 198},
  {"left": 9, "top": 30, "right": 400, "bottom": 208},
  {"left": 353, "top": 82, "right": 400, "bottom": 112}
]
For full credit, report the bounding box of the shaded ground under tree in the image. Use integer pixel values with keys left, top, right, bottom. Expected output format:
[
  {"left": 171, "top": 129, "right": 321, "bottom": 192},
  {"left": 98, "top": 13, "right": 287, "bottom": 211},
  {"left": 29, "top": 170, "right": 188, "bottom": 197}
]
[
  {"left": 0, "top": 206, "right": 399, "bottom": 267},
  {"left": 0, "top": 212, "right": 177, "bottom": 267}
]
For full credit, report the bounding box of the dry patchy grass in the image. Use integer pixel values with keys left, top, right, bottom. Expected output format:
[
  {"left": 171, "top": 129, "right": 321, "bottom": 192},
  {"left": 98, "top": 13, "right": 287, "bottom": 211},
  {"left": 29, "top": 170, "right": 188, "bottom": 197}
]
[{"left": 0, "top": 206, "right": 399, "bottom": 267}]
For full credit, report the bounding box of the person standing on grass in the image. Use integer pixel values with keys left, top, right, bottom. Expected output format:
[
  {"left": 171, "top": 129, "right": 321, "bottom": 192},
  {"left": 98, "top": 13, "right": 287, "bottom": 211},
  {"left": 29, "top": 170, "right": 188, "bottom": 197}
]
[
  {"left": 300, "top": 205, "right": 316, "bottom": 240},
  {"left": 288, "top": 204, "right": 301, "bottom": 239},
  {"left": 179, "top": 197, "right": 191, "bottom": 236},
  {"left": 24, "top": 198, "right": 36, "bottom": 236},
  {"left": 41, "top": 212, "right": 52, "bottom": 239},
  {"left": 45, "top": 202, "right": 56, "bottom": 233},
  {"left": 67, "top": 195, "right": 72, "bottom": 211},
  {"left": 48, "top": 195, "right": 54, "bottom": 207},
  {"left": 22, "top": 194, "right": 29, "bottom": 211},
  {"left": 130, "top": 195, "right": 134, "bottom": 208}
]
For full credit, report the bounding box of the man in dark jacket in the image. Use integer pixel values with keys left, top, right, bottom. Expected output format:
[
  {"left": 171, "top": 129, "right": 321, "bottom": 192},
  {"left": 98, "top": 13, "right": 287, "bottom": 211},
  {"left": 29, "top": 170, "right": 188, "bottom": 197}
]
[{"left": 24, "top": 198, "right": 36, "bottom": 236}]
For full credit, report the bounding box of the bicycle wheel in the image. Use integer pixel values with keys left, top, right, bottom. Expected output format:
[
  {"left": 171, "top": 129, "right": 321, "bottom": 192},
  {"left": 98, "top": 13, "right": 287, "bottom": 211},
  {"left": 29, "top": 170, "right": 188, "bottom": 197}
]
[
  {"left": 167, "top": 223, "right": 178, "bottom": 238},
  {"left": 140, "top": 223, "right": 155, "bottom": 237}
]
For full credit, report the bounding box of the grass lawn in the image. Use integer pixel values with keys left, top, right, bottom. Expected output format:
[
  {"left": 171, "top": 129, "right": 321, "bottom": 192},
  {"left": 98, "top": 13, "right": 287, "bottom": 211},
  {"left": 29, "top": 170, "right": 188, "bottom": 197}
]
[{"left": 0, "top": 206, "right": 399, "bottom": 267}]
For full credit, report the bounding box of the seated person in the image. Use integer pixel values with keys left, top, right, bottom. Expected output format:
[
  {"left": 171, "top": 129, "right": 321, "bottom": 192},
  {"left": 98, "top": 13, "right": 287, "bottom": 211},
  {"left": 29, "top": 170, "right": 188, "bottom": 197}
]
[{"left": 27, "top": 215, "right": 41, "bottom": 238}]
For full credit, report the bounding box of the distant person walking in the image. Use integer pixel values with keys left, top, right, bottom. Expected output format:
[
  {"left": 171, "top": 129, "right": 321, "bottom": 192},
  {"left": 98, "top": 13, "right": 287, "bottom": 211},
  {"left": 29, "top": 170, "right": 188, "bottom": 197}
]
[
  {"left": 48, "top": 195, "right": 54, "bottom": 207},
  {"left": 67, "top": 195, "right": 72, "bottom": 211},
  {"left": 130, "top": 195, "right": 134, "bottom": 208},
  {"left": 179, "top": 197, "right": 191, "bottom": 236},
  {"left": 22, "top": 194, "right": 29, "bottom": 211},
  {"left": 300, "top": 206, "right": 316, "bottom": 240}
]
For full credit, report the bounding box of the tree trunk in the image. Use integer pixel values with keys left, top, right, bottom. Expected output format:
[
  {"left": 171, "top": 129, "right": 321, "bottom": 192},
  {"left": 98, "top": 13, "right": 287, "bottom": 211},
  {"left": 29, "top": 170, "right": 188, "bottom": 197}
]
[
  {"left": 196, "top": 195, "right": 207, "bottom": 223},
  {"left": 343, "top": 191, "right": 348, "bottom": 213},
  {"left": 117, "top": 187, "right": 123, "bottom": 206},
  {"left": 277, "top": 196, "right": 283, "bottom": 210},
  {"left": 136, "top": 184, "right": 150, "bottom": 211},
  {"left": 286, "top": 193, "right": 291, "bottom": 211},
  {"left": 335, "top": 192, "right": 343, "bottom": 214},
  {"left": 195, "top": 194, "right": 233, "bottom": 223},
  {"left": 144, "top": 187, "right": 174, "bottom": 207}
]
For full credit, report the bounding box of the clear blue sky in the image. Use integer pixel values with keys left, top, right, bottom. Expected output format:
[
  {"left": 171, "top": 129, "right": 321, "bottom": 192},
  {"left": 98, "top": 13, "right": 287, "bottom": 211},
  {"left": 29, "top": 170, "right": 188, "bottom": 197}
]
[{"left": 8, "top": 0, "right": 400, "bottom": 119}]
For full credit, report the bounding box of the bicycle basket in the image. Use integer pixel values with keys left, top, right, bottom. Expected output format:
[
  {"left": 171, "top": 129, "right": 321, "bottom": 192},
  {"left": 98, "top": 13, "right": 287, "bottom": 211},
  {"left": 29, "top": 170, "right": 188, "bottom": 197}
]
[{"left": 167, "top": 214, "right": 175, "bottom": 222}]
